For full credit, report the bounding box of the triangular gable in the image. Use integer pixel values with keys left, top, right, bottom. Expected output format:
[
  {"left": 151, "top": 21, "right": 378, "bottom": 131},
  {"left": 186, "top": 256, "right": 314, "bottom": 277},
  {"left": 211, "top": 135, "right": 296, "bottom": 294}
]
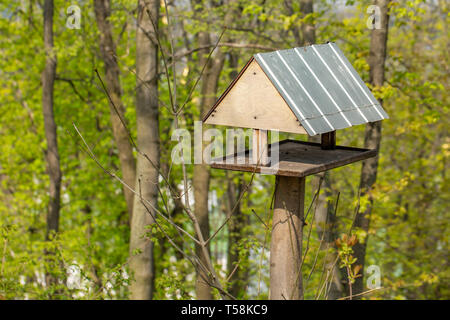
[{"left": 203, "top": 58, "right": 307, "bottom": 135}]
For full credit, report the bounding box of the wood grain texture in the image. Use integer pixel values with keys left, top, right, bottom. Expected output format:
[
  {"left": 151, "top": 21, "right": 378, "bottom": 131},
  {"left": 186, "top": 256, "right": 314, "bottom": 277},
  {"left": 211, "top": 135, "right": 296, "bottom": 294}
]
[
  {"left": 204, "top": 59, "right": 307, "bottom": 134},
  {"left": 252, "top": 129, "right": 269, "bottom": 165},
  {"left": 270, "top": 176, "right": 305, "bottom": 300},
  {"left": 210, "top": 139, "right": 377, "bottom": 177}
]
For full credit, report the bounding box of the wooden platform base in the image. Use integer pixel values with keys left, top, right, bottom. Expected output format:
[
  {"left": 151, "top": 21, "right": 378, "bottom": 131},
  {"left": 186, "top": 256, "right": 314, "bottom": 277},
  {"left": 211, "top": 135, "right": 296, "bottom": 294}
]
[{"left": 211, "top": 139, "right": 377, "bottom": 177}]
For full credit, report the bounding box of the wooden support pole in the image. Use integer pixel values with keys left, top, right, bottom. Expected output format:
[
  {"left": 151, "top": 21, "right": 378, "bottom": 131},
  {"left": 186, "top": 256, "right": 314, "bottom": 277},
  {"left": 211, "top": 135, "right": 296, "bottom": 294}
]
[
  {"left": 252, "top": 129, "right": 269, "bottom": 166},
  {"left": 321, "top": 130, "right": 336, "bottom": 150},
  {"left": 270, "top": 176, "right": 305, "bottom": 300}
]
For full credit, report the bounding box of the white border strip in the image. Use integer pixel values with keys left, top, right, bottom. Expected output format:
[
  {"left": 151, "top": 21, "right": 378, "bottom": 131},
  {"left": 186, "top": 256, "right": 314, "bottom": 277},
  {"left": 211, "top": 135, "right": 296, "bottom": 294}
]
[
  {"left": 256, "top": 54, "right": 317, "bottom": 135},
  {"left": 312, "top": 46, "right": 369, "bottom": 123},
  {"left": 294, "top": 48, "right": 352, "bottom": 127},
  {"left": 328, "top": 43, "right": 385, "bottom": 119},
  {"left": 276, "top": 51, "right": 335, "bottom": 131}
]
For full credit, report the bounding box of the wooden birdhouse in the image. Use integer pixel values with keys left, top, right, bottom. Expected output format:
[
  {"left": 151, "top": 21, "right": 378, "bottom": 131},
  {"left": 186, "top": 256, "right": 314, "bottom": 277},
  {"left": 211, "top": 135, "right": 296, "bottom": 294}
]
[
  {"left": 203, "top": 42, "right": 389, "bottom": 174},
  {"left": 202, "top": 42, "right": 389, "bottom": 300}
]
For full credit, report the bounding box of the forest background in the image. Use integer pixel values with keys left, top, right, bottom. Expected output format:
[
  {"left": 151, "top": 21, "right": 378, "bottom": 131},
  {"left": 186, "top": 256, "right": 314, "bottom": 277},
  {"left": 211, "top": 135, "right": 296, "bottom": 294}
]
[{"left": 0, "top": 0, "right": 448, "bottom": 300}]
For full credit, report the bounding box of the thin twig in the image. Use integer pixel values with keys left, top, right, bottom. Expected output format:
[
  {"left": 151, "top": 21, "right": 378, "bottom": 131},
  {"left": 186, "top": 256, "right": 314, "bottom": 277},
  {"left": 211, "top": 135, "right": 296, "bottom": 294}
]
[
  {"left": 338, "top": 287, "right": 384, "bottom": 300},
  {"left": 251, "top": 209, "right": 269, "bottom": 230},
  {"left": 177, "top": 29, "right": 226, "bottom": 116},
  {"left": 71, "top": 122, "right": 201, "bottom": 246}
]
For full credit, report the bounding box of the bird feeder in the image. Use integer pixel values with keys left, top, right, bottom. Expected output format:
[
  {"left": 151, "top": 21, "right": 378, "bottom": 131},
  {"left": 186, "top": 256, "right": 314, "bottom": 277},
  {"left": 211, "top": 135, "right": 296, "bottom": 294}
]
[{"left": 202, "top": 42, "right": 388, "bottom": 299}]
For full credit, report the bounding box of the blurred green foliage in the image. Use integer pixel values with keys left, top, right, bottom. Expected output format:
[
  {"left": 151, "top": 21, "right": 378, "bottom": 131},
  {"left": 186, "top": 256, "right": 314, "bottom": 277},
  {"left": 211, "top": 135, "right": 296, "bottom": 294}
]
[{"left": 0, "top": 0, "right": 448, "bottom": 299}]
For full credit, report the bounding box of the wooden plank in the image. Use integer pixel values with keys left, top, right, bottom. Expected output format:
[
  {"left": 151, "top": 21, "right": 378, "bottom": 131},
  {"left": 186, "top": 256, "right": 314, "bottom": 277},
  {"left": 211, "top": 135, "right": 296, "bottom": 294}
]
[
  {"left": 204, "top": 59, "right": 307, "bottom": 135},
  {"left": 210, "top": 139, "right": 377, "bottom": 177}
]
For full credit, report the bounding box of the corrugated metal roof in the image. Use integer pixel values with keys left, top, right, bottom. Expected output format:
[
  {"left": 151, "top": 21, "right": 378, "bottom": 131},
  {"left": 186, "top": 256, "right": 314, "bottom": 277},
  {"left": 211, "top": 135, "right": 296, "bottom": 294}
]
[{"left": 254, "top": 42, "right": 389, "bottom": 136}]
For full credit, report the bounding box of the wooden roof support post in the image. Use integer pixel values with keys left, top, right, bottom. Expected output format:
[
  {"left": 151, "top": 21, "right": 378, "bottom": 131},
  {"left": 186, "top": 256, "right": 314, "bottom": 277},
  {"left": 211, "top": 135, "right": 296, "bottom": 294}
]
[
  {"left": 270, "top": 176, "right": 305, "bottom": 300},
  {"left": 252, "top": 129, "right": 269, "bottom": 166},
  {"left": 321, "top": 131, "right": 336, "bottom": 150}
]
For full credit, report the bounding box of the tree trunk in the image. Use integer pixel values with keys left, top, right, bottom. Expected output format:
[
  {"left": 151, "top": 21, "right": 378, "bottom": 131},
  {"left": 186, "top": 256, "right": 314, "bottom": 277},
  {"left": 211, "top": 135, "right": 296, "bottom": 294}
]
[
  {"left": 285, "top": 0, "right": 317, "bottom": 45},
  {"left": 226, "top": 176, "right": 249, "bottom": 298},
  {"left": 42, "top": 0, "right": 61, "bottom": 288},
  {"left": 94, "top": 0, "right": 136, "bottom": 220},
  {"left": 42, "top": 0, "right": 60, "bottom": 240},
  {"left": 193, "top": 164, "right": 212, "bottom": 299},
  {"left": 353, "top": 0, "right": 390, "bottom": 297},
  {"left": 225, "top": 54, "right": 249, "bottom": 298},
  {"left": 129, "top": 0, "right": 160, "bottom": 300},
  {"left": 300, "top": 0, "right": 316, "bottom": 45},
  {"left": 193, "top": 29, "right": 226, "bottom": 299},
  {"left": 314, "top": 174, "right": 344, "bottom": 299},
  {"left": 270, "top": 176, "right": 305, "bottom": 300},
  {"left": 191, "top": 0, "right": 237, "bottom": 298},
  {"left": 297, "top": 0, "right": 343, "bottom": 299}
]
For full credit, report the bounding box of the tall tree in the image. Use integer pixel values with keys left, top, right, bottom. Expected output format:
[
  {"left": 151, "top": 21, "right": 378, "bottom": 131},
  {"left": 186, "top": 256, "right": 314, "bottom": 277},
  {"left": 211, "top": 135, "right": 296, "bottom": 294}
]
[
  {"left": 353, "top": 0, "right": 391, "bottom": 297},
  {"left": 294, "top": 0, "right": 343, "bottom": 299},
  {"left": 191, "top": 0, "right": 240, "bottom": 299},
  {"left": 42, "top": 0, "right": 61, "bottom": 242},
  {"left": 285, "top": 0, "right": 316, "bottom": 45},
  {"left": 192, "top": 31, "right": 225, "bottom": 299},
  {"left": 94, "top": 0, "right": 136, "bottom": 219},
  {"left": 300, "top": 0, "right": 316, "bottom": 45},
  {"left": 42, "top": 0, "right": 61, "bottom": 288},
  {"left": 314, "top": 176, "right": 344, "bottom": 299},
  {"left": 226, "top": 175, "right": 249, "bottom": 298},
  {"left": 129, "top": 0, "right": 160, "bottom": 300},
  {"left": 225, "top": 54, "right": 250, "bottom": 298}
]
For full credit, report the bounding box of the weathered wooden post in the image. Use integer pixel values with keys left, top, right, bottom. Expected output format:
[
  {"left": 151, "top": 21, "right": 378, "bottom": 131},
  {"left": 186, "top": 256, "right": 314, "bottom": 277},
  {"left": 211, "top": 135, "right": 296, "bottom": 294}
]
[
  {"left": 270, "top": 175, "right": 305, "bottom": 299},
  {"left": 202, "top": 43, "right": 389, "bottom": 299}
]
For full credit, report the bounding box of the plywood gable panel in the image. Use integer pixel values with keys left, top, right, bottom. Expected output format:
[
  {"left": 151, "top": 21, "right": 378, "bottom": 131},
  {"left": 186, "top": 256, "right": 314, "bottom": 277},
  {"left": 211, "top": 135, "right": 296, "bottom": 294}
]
[{"left": 204, "top": 59, "right": 307, "bottom": 135}]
